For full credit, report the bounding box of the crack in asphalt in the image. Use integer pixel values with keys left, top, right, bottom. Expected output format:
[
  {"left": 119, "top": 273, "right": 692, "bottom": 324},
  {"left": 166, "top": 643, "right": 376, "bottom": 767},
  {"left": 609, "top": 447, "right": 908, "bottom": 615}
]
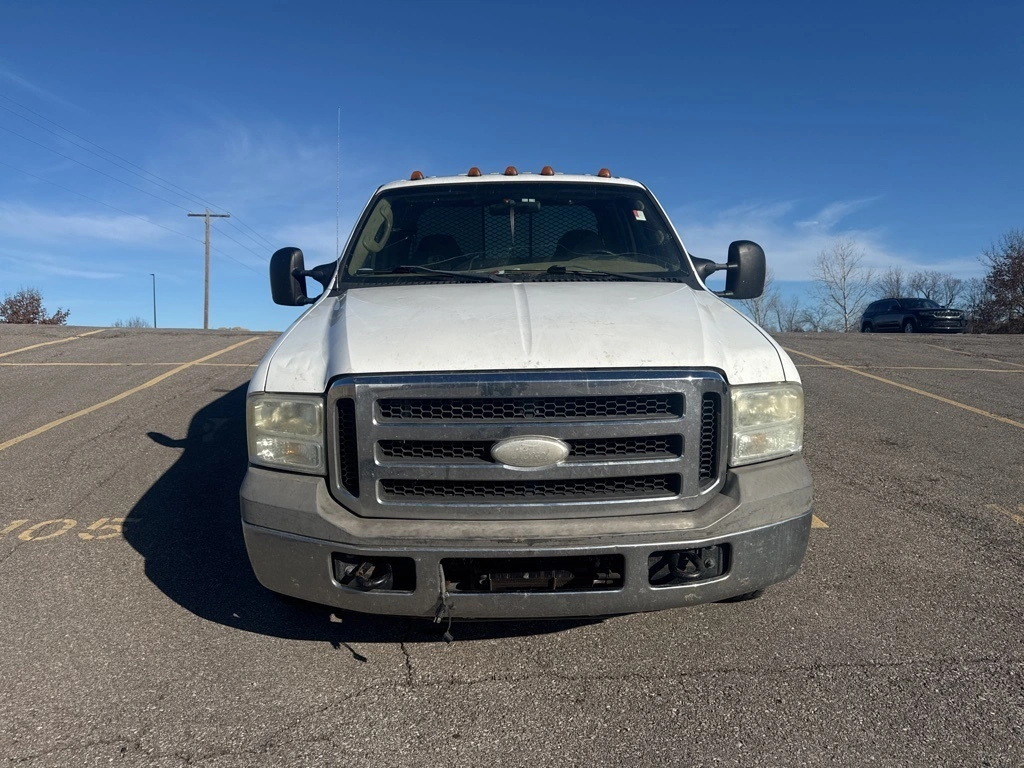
[
  {"left": 399, "top": 641, "right": 414, "bottom": 686},
  {"left": 0, "top": 544, "right": 20, "bottom": 568},
  {"left": 7, "top": 655, "right": 1021, "bottom": 765}
]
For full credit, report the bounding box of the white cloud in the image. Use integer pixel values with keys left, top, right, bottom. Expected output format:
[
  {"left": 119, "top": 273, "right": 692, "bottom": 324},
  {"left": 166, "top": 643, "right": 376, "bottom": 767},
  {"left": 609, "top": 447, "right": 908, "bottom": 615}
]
[
  {"left": 795, "top": 197, "right": 879, "bottom": 230},
  {"left": 0, "top": 204, "right": 169, "bottom": 245},
  {"left": 0, "top": 65, "right": 79, "bottom": 110},
  {"left": 0, "top": 250, "right": 123, "bottom": 280},
  {"left": 272, "top": 216, "right": 357, "bottom": 262},
  {"left": 672, "top": 197, "right": 985, "bottom": 281},
  {"left": 161, "top": 116, "right": 339, "bottom": 212}
]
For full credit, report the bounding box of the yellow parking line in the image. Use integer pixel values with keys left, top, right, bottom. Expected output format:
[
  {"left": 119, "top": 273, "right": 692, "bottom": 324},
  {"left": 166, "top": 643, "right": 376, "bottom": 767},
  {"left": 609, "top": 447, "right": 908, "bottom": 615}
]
[
  {"left": 920, "top": 342, "right": 1024, "bottom": 369},
  {"left": 784, "top": 347, "right": 1024, "bottom": 431},
  {"left": 0, "top": 362, "right": 177, "bottom": 367},
  {"left": 798, "top": 365, "right": 1022, "bottom": 372},
  {"left": 811, "top": 515, "right": 829, "bottom": 529},
  {"left": 0, "top": 337, "right": 259, "bottom": 454},
  {"left": 0, "top": 362, "right": 257, "bottom": 367},
  {"left": 0, "top": 328, "right": 105, "bottom": 359},
  {"left": 985, "top": 504, "right": 1024, "bottom": 526}
]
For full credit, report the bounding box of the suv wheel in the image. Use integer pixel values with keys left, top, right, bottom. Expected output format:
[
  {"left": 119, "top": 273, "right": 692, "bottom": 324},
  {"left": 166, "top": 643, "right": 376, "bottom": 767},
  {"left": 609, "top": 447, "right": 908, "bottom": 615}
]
[
  {"left": 861, "top": 323, "right": 872, "bottom": 333},
  {"left": 903, "top": 320, "right": 916, "bottom": 333}
]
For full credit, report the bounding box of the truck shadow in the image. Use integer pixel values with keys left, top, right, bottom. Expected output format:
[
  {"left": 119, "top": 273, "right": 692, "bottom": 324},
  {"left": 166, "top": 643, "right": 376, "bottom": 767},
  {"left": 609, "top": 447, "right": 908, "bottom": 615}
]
[{"left": 124, "top": 384, "right": 593, "bottom": 647}]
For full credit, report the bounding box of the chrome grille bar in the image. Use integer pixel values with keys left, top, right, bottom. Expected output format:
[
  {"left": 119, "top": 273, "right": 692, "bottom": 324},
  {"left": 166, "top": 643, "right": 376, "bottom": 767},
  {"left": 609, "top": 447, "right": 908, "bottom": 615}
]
[{"left": 327, "top": 371, "right": 728, "bottom": 521}]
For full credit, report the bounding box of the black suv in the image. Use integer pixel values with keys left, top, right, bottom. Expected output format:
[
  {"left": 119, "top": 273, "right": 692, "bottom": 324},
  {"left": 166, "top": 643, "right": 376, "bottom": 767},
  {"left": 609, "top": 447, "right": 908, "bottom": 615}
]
[{"left": 860, "top": 298, "right": 966, "bottom": 333}]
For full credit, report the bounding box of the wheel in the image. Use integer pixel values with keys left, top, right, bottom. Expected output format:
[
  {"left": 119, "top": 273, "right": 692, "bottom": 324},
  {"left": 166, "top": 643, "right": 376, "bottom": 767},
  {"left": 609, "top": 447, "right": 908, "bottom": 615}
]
[
  {"left": 902, "top": 320, "right": 916, "bottom": 333},
  {"left": 861, "top": 323, "right": 872, "bottom": 333}
]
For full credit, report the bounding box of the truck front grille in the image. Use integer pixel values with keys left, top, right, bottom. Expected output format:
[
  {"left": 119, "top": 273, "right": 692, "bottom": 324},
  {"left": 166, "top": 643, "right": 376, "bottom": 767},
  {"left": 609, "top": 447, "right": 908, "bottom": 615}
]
[
  {"left": 377, "top": 435, "right": 682, "bottom": 463},
  {"left": 337, "top": 398, "right": 360, "bottom": 496},
  {"left": 380, "top": 474, "right": 679, "bottom": 502},
  {"left": 328, "top": 371, "right": 728, "bottom": 521},
  {"left": 699, "top": 393, "right": 720, "bottom": 484},
  {"left": 377, "top": 394, "right": 682, "bottom": 421}
]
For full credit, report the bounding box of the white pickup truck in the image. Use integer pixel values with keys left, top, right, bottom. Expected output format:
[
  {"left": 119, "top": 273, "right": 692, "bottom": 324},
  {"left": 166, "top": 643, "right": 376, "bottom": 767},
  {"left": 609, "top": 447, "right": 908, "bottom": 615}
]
[{"left": 241, "top": 167, "right": 812, "bottom": 620}]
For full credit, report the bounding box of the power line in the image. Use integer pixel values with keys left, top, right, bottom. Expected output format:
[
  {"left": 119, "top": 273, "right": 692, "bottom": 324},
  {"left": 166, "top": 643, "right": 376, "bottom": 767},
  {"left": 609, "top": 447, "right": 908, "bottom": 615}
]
[
  {"left": 212, "top": 218, "right": 270, "bottom": 262},
  {"left": 0, "top": 92, "right": 279, "bottom": 246},
  {"left": 0, "top": 157, "right": 264, "bottom": 276},
  {"left": 0, "top": 157, "right": 203, "bottom": 244},
  {"left": 0, "top": 122, "right": 193, "bottom": 211},
  {"left": 228, "top": 215, "right": 276, "bottom": 249},
  {"left": 0, "top": 102, "right": 219, "bottom": 213},
  {"left": 0, "top": 93, "right": 225, "bottom": 212},
  {"left": 212, "top": 247, "right": 263, "bottom": 275},
  {"left": 1, "top": 100, "right": 275, "bottom": 255},
  {"left": 221, "top": 217, "right": 275, "bottom": 252},
  {"left": 232, "top": 216, "right": 275, "bottom": 248}
]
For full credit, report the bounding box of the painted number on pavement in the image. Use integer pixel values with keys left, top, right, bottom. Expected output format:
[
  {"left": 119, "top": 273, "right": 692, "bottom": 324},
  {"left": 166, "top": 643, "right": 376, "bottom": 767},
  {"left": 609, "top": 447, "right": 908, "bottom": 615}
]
[{"left": 0, "top": 517, "right": 136, "bottom": 542}]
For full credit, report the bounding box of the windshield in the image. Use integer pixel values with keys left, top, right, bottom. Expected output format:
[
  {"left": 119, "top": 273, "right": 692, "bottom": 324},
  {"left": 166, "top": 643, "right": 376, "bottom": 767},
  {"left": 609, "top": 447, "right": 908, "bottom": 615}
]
[
  {"left": 902, "top": 299, "right": 941, "bottom": 309},
  {"left": 338, "top": 182, "right": 699, "bottom": 286}
]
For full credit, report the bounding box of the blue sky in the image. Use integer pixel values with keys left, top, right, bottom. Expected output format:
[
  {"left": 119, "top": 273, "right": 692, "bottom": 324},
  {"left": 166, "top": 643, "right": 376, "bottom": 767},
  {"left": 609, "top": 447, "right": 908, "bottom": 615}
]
[{"left": 1, "top": 0, "right": 1021, "bottom": 330}]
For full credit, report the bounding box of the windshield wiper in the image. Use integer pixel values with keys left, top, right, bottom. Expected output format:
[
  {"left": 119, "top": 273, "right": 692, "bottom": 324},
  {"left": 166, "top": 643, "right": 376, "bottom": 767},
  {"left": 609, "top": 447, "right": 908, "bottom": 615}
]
[
  {"left": 376, "top": 265, "right": 508, "bottom": 283},
  {"left": 543, "top": 265, "right": 664, "bottom": 282}
]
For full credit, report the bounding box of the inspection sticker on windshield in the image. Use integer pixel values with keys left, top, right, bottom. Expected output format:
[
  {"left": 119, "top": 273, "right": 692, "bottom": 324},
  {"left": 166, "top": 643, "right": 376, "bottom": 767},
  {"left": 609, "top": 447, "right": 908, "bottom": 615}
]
[{"left": 633, "top": 210, "right": 647, "bottom": 221}]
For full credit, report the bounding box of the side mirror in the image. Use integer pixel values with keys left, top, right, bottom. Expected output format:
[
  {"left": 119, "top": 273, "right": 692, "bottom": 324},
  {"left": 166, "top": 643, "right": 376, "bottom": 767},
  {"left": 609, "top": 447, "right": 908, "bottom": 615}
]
[
  {"left": 270, "top": 247, "right": 310, "bottom": 306},
  {"left": 690, "top": 241, "right": 766, "bottom": 299},
  {"left": 690, "top": 256, "right": 717, "bottom": 281},
  {"left": 722, "top": 240, "right": 766, "bottom": 300},
  {"left": 270, "top": 248, "right": 336, "bottom": 306}
]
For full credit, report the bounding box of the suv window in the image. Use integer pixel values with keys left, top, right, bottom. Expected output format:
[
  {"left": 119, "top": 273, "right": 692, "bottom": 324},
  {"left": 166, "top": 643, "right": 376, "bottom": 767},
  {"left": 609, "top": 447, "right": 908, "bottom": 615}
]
[
  {"left": 339, "top": 182, "right": 698, "bottom": 285},
  {"left": 899, "top": 298, "right": 941, "bottom": 309}
]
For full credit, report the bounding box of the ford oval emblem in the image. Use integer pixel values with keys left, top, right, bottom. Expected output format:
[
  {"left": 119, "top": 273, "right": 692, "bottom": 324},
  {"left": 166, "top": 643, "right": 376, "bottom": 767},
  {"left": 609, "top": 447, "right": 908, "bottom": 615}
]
[{"left": 490, "top": 436, "right": 570, "bottom": 469}]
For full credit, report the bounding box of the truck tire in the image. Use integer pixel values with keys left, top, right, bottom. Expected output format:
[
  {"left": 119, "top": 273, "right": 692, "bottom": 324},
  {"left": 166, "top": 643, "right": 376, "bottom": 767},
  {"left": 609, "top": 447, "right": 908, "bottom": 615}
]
[{"left": 902, "top": 319, "right": 916, "bottom": 333}]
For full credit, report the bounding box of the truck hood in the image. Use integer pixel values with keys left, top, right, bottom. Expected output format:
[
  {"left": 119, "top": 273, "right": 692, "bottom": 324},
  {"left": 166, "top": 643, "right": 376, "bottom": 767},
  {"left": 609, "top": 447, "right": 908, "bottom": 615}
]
[{"left": 252, "top": 282, "right": 797, "bottom": 393}]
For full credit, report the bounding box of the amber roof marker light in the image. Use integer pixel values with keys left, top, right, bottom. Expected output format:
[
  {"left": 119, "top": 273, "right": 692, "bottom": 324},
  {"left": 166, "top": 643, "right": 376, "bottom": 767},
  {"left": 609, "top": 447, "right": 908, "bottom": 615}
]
[
  {"left": 467, "top": 167, "right": 482, "bottom": 177},
  {"left": 597, "top": 168, "right": 612, "bottom": 178},
  {"left": 503, "top": 166, "right": 518, "bottom": 176},
  {"left": 540, "top": 166, "right": 555, "bottom": 176},
  {"left": 409, "top": 170, "right": 424, "bottom": 181}
]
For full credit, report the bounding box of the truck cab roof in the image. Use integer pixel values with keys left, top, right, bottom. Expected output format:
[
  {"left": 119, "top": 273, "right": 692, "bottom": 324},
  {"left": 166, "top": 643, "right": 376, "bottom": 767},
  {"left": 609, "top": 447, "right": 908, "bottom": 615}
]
[{"left": 377, "top": 171, "right": 647, "bottom": 193}]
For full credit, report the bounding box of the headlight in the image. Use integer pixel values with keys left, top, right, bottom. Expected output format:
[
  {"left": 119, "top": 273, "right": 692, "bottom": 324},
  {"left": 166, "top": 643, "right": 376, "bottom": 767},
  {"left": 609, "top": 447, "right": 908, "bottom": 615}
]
[
  {"left": 729, "top": 383, "right": 803, "bottom": 466},
  {"left": 247, "top": 394, "right": 325, "bottom": 473}
]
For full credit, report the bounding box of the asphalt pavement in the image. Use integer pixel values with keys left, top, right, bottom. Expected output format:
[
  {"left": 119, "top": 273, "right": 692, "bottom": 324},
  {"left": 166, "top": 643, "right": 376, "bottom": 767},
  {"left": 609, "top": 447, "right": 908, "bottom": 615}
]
[{"left": 0, "top": 326, "right": 1021, "bottom": 767}]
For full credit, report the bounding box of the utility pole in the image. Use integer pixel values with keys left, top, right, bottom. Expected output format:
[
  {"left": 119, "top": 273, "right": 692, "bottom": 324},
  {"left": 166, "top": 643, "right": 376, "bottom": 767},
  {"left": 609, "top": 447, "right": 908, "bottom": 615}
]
[
  {"left": 150, "top": 273, "right": 157, "bottom": 329},
  {"left": 187, "top": 209, "right": 230, "bottom": 329}
]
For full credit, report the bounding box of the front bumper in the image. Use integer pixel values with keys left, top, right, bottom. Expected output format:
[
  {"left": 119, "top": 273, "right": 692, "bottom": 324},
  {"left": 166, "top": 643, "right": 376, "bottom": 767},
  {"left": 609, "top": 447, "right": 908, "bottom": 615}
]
[
  {"left": 919, "top": 317, "right": 967, "bottom": 332},
  {"left": 240, "top": 455, "right": 813, "bottom": 619}
]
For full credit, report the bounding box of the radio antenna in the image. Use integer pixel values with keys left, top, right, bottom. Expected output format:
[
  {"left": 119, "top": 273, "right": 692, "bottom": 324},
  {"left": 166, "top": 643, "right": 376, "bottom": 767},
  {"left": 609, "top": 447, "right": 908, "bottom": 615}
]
[{"left": 336, "top": 106, "right": 341, "bottom": 257}]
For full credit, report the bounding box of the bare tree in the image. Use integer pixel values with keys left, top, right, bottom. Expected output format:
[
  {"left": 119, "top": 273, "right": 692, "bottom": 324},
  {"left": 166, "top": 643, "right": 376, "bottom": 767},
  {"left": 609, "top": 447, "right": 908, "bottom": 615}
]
[
  {"left": 962, "top": 277, "right": 989, "bottom": 332},
  {"left": 0, "top": 287, "right": 70, "bottom": 325},
  {"left": 874, "top": 267, "right": 907, "bottom": 299},
  {"left": 811, "top": 239, "right": 875, "bottom": 332},
  {"left": 938, "top": 273, "right": 965, "bottom": 307},
  {"left": 741, "top": 267, "right": 777, "bottom": 329},
  {"left": 772, "top": 295, "right": 805, "bottom": 332},
  {"left": 908, "top": 270, "right": 939, "bottom": 301},
  {"left": 800, "top": 302, "right": 839, "bottom": 333},
  {"left": 978, "top": 229, "right": 1024, "bottom": 333},
  {"left": 111, "top": 316, "right": 151, "bottom": 328}
]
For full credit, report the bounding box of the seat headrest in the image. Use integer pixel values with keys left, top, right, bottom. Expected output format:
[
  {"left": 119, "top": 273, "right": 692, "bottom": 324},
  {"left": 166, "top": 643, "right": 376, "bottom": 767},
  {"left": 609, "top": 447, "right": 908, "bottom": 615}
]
[
  {"left": 553, "top": 229, "right": 604, "bottom": 259},
  {"left": 414, "top": 234, "right": 462, "bottom": 261}
]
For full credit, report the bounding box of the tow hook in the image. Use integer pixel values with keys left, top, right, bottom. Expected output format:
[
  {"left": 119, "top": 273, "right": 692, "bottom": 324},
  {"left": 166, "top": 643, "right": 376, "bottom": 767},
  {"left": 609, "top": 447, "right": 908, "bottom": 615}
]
[{"left": 351, "top": 561, "right": 394, "bottom": 591}]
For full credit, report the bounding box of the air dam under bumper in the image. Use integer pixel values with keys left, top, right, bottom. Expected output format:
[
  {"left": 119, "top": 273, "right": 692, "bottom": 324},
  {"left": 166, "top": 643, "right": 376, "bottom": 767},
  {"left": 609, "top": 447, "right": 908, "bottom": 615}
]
[{"left": 240, "top": 455, "right": 812, "bottom": 619}]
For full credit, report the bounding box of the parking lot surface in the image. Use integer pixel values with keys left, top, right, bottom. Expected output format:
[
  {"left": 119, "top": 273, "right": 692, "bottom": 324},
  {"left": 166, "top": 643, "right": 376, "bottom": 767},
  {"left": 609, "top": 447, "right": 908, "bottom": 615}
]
[{"left": 0, "top": 326, "right": 1021, "bottom": 767}]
